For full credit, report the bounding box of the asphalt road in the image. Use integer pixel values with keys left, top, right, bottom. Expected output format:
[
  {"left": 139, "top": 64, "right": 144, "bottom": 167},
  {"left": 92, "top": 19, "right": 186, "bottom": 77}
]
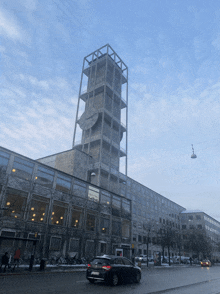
[{"left": 1, "top": 265, "right": 220, "bottom": 294}]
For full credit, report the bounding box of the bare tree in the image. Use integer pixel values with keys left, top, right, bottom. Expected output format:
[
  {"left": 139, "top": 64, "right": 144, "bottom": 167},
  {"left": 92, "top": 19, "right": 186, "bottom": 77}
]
[{"left": 156, "top": 222, "right": 179, "bottom": 265}]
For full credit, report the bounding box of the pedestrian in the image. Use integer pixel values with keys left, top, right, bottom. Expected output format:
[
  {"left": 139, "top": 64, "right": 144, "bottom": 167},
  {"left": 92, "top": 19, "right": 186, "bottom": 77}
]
[
  {"left": 189, "top": 257, "right": 192, "bottom": 266},
  {"left": 1, "top": 252, "right": 9, "bottom": 272},
  {"left": 13, "top": 248, "right": 21, "bottom": 270}
]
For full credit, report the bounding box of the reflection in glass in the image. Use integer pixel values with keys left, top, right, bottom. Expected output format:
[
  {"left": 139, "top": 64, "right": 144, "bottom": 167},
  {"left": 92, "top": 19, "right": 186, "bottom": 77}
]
[
  {"left": 86, "top": 213, "right": 96, "bottom": 231},
  {"left": 88, "top": 186, "right": 99, "bottom": 202}
]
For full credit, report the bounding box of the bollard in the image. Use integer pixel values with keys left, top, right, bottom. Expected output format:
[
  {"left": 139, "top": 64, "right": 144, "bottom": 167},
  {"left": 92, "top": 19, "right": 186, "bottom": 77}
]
[
  {"left": 40, "top": 259, "right": 47, "bottom": 271},
  {"left": 29, "top": 255, "right": 34, "bottom": 271}
]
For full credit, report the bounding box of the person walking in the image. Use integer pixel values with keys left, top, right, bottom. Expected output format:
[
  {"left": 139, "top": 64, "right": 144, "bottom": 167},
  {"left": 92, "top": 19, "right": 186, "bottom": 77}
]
[
  {"left": 1, "top": 252, "right": 9, "bottom": 272},
  {"left": 13, "top": 248, "right": 21, "bottom": 270}
]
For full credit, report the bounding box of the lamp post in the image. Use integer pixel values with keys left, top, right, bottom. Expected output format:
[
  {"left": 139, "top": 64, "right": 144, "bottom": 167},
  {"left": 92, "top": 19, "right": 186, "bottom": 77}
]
[
  {"left": 147, "top": 231, "right": 150, "bottom": 267},
  {"left": 29, "top": 232, "right": 38, "bottom": 271}
]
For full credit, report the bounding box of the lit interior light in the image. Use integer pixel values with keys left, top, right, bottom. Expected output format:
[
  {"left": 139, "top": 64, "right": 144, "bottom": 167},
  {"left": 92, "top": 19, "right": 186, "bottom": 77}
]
[
  {"left": 56, "top": 221, "right": 59, "bottom": 224},
  {"left": 6, "top": 202, "right": 10, "bottom": 206},
  {"left": 52, "top": 212, "right": 55, "bottom": 215},
  {"left": 102, "top": 228, "right": 105, "bottom": 231},
  {"left": 15, "top": 215, "right": 18, "bottom": 218},
  {"left": 12, "top": 169, "right": 16, "bottom": 172},
  {"left": 35, "top": 176, "right": 38, "bottom": 180},
  {"left": 51, "top": 217, "right": 53, "bottom": 220},
  {"left": 40, "top": 218, "right": 43, "bottom": 221},
  {"left": 60, "top": 216, "right": 63, "bottom": 219},
  {"left": 32, "top": 218, "right": 34, "bottom": 221},
  {"left": 12, "top": 211, "right": 15, "bottom": 213},
  {"left": 75, "top": 220, "right": 78, "bottom": 223},
  {"left": 42, "top": 213, "right": 45, "bottom": 215},
  {"left": 33, "top": 214, "right": 36, "bottom": 217},
  {"left": 31, "top": 207, "right": 34, "bottom": 211},
  {"left": 107, "top": 201, "right": 109, "bottom": 204}
]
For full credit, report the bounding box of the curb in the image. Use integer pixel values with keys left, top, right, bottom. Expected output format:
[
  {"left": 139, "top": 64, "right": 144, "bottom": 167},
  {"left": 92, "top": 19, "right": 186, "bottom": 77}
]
[{"left": 0, "top": 265, "right": 87, "bottom": 277}]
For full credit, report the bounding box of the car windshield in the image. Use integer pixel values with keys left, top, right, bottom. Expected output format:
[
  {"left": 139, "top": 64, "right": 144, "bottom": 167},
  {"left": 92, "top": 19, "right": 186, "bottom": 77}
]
[{"left": 91, "top": 258, "right": 110, "bottom": 265}]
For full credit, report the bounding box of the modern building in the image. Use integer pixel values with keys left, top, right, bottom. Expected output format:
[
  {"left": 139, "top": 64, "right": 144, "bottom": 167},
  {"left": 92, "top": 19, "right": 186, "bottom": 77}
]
[
  {"left": 37, "top": 44, "right": 186, "bottom": 258},
  {"left": 1, "top": 44, "right": 219, "bottom": 262},
  {"left": 181, "top": 210, "right": 220, "bottom": 260},
  {"left": 0, "top": 146, "right": 132, "bottom": 261}
]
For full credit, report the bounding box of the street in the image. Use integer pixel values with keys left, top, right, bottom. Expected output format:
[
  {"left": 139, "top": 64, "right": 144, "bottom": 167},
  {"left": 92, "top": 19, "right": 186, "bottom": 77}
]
[{"left": 1, "top": 266, "right": 220, "bottom": 294}]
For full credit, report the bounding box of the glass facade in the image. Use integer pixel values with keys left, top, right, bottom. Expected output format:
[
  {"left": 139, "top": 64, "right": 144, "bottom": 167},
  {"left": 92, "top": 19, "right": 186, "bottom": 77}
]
[
  {"left": 3, "top": 188, "right": 28, "bottom": 219},
  {"left": 0, "top": 150, "right": 10, "bottom": 173},
  {"left": 50, "top": 236, "right": 62, "bottom": 250},
  {"left": 86, "top": 213, "right": 96, "bottom": 231},
  {"left": 12, "top": 156, "right": 34, "bottom": 180},
  {"left": 51, "top": 202, "right": 67, "bottom": 225},
  {"left": 112, "top": 220, "right": 121, "bottom": 236},
  {"left": 88, "top": 186, "right": 99, "bottom": 202},
  {"left": 73, "top": 179, "right": 87, "bottom": 198},
  {"left": 28, "top": 196, "right": 49, "bottom": 223},
  {"left": 100, "top": 191, "right": 111, "bottom": 206},
  {"left": 112, "top": 195, "right": 121, "bottom": 216},
  {"left": 36, "top": 166, "right": 54, "bottom": 188},
  {"left": 56, "top": 174, "right": 71, "bottom": 193},
  {"left": 100, "top": 217, "right": 110, "bottom": 234},
  {"left": 71, "top": 208, "right": 82, "bottom": 228},
  {"left": 0, "top": 147, "right": 133, "bottom": 260}
]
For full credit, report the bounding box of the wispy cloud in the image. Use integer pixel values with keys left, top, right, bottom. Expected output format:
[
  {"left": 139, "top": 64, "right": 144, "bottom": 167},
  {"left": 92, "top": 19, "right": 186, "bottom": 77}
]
[
  {"left": 0, "top": 8, "right": 27, "bottom": 43},
  {"left": 0, "top": 74, "right": 78, "bottom": 158}
]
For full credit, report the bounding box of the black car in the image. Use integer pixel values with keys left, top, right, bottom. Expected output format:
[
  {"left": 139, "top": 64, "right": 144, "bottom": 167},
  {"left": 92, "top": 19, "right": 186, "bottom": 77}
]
[{"left": 86, "top": 255, "right": 141, "bottom": 286}]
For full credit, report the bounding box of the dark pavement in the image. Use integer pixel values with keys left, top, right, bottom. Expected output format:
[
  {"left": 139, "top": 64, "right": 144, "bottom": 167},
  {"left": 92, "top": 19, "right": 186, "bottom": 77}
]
[{"left": 2, "top": 263, "right": 220, "bottom": 294}]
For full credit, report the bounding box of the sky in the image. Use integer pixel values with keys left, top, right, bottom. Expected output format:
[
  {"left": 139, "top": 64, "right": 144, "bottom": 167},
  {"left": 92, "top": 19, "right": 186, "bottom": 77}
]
[{"left": 1, "top": 0, "right": 220, "bottom": 220}]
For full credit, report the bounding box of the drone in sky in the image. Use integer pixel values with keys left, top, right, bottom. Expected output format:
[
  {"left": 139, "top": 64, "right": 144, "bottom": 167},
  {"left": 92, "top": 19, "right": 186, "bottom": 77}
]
[{"left": 191, "top": 144, "right": 197, "bottom": 159}]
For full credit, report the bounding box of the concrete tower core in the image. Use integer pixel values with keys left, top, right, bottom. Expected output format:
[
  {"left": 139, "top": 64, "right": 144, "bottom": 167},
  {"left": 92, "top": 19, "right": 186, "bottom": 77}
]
[{"left": 72, "top": 44, "right": 128, "bottom": 193}]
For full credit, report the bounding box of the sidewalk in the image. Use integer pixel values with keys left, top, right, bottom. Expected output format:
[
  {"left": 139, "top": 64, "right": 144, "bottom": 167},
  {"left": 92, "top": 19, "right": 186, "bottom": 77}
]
[
  {"left": 1, "top": 261, "right": 217, "bottom": 276},
  {"left": 0, "top": 264, "right": 87, "bottom": 276},
  {"left": 0, "top": 262, "right": 170, "bottom": 276}
]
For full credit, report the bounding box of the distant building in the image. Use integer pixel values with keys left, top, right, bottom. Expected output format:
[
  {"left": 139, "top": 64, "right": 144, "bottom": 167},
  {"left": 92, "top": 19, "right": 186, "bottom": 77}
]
[{"left": 181, "top": 210, "right": 220, "bottom": 260}]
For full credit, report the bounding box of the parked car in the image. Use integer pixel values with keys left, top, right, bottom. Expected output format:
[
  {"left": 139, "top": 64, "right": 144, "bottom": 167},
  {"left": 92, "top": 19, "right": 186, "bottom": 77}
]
[
  {"left": 86, "top": 255, "right": 141, "bottom": 286},
  {"left": 135, "top": 255, "right": 148, "bottom": 263},
  {"left": 180, "top": 257, "right": 190, "bottom": 264},
  {"left": 201, "top": 260, "right": 211, "bottom": 267}
]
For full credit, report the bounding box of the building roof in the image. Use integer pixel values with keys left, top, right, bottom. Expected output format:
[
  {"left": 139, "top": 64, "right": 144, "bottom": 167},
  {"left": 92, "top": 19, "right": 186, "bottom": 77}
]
[{"left": 181, "top": 210, "right": 203, "bottom": 214}]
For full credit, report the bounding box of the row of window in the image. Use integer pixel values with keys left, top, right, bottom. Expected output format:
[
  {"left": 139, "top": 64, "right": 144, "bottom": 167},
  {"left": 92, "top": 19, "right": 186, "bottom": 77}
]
[
  {"left": 133, "top": 235, "right": 151, "bottom": 243},
  {"left": 159, "top": 218, "right": 180, "bottom": 229},
  {"left": 0, "top": 150, "right": 131, "bottom": 214},
  {"left": 204, "top": 215, "right": 220, "bottom": 228},
  {"left": 2, "top": 188, "right": 130, "bottom": 237},
  {"left": 181, "top": 214, "right": 202, "bottom": 221},
  {"left": 182, "top": 224, "right": 203, "bottom": 230},
  {"left": 205, "top": 225, "right": 219, "bottom": 234},
  {"left": 0, "top": 230, "right": 107, "bottom": 254}
]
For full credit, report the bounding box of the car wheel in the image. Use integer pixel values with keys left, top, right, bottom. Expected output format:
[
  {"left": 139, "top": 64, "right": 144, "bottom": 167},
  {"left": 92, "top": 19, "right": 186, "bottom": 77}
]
[
  {"left": 111, "top": 274, "right": 119, "bottom": 286},
  {"left": 88, "top": 278, "right": 95, "bottom": 284},
  {"left": 135, "top": 272, "right": 141, "bottom": 283}
]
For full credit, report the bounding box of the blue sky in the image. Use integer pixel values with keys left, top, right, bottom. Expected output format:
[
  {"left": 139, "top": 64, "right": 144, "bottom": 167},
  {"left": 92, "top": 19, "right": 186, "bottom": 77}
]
[{"left": 1, "top": 0, "right": 220, "bottom": 220}]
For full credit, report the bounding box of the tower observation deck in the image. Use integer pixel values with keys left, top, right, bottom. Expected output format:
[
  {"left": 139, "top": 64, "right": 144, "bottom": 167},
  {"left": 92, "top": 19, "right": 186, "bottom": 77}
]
[{"left": 72, "top": 44, "right": 128, "bottom": 193}]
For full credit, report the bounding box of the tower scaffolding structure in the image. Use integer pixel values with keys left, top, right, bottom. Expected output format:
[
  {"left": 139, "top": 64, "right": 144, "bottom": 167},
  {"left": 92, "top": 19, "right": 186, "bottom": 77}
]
[{"left": 72, "top": 44, "right": 128, "bottom": 193}]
